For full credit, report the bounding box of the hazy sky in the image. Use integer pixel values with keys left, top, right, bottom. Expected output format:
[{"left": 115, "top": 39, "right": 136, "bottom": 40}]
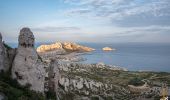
[{"left": 0, "top": 0, "right": 170, "bottom": 43}]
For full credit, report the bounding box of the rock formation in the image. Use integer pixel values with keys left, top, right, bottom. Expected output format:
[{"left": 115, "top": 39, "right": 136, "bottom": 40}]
[
  {"left": 18, "top": 28, "right": 34, "bottom": 48},
  {"left": 0, "top": 33, "right": 5, "bottom": 71},
  {"left": 0, "top": 33, "right": 14, "bottom": 72},
  {"left": 102, "top": 47, "right": 115, "bottom": 51},
  {"left": 62, "top": 42, "right": 95, "bottom": 52},
  {"left": 45, "top": 59, "right": 60, "bottom": 97},
  {"left": 57, "top": 61, "right": 129, "bottom": 99},
  {"left": 12, "top": 28, "right": 46, "bottom": 92},
  {"left": 37, "top": 42, "right": 63, "bottom": 53},
  {"left": 37, "top": 42, "right": 95, "bottom": 53}
]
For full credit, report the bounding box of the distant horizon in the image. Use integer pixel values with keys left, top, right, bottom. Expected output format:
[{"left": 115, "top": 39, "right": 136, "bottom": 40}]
[
  {"left": 1, "top": 0, "right": 170, "bottom": 43},
  {"left": 5, "top": 41, "right": 170, "bottom": 49}
]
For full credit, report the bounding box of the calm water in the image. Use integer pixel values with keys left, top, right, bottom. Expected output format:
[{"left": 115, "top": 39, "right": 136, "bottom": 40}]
[
  {"left": 7, "top": 42, "right": 170, "bottom": 72},
  {"left": 80, "top": 43, "right": 170, "bottom": 72}
]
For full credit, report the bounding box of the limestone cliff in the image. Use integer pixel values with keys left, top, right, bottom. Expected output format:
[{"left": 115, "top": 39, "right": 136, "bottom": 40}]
[
  {"left": 12, "top": 28, "right": 46, "bottom": 92},
  {"left": 37, "top": 42, "right": 95, "bottom": 53},
  {"left": 0, "top": 33, "right": 4, "bottom": 71},
  {"left": 0, "top": 33, "right": 15, "bottom": 72}
]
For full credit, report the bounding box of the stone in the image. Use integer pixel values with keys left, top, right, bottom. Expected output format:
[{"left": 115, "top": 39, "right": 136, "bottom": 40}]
[{"left": 12, "top": 28, "right": 46, "bottom": 92}]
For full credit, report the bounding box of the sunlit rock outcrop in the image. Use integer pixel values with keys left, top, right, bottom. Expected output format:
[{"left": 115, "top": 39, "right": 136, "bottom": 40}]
[
  {"left": 37, "top": 42, "right": 63, "bottom": 53},
  {"left": 37, "top": 42, "right": 95, "bottom": 53},
  {"left": 62, "top": 42, "right": 95, "bottom": 52}
]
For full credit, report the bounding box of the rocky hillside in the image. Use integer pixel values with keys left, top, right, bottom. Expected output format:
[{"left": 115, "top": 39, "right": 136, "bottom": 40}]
[
  {"left": 56, "top": 61, "right": 170, "bottom": 100},
  {"left": 37, "top": 42, "right": 95, "bottom": 53}
]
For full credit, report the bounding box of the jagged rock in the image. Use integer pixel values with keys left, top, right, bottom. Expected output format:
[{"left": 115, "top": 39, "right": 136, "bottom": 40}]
[
  {"left": 0, "top": 33, "right": 13, "bottom": 72},
  {"left": 46, "top": 59, "right": 60, "bottom": 96},
  {"left": 12, "top": 28, "right": 46, "bottom": 92},
  {"left": 0, "top": 33, "right": 5, "bottom": 71},
  {"left": 102, "top": 47, "right": 115, "bottom": 51},
  {"left": 18, "top": 28, "right": 34, "bottom": 48},
  {"left": 37, "top": 42, "right": 95, "bottom": 53}
]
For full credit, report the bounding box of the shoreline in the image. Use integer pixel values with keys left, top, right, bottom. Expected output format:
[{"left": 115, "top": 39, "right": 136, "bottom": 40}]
[{"left": 38, "top": 49, "right": 170, "bottom": 73}]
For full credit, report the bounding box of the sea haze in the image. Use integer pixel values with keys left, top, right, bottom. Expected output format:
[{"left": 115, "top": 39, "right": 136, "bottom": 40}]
[
  {"left": 7, "top": 42, "right": 170, "bottom": 72},
  {"left": 80, "top": 43, "right": 170, "bottom": 72}
]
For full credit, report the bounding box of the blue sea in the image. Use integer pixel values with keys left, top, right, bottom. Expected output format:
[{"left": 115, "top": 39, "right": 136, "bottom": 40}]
[
  {"left": 80, "top": 43, "right": 170, "bottom": 72},
  {"left": 7, "top": 42, "right": 170, "bottom": 72}
]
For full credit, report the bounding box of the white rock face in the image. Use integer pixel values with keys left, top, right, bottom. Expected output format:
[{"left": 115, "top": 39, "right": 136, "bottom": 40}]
[
  {"left": 0, "top": 33, "right": 16, "bottom": 72},
  {"left": 12, "top": 28, "right": 45, "bottom": 92},
  {"left": 58, "top": 77, "right": 108, "bottom": 93},
  {"left": 53, "top": 62, "right": 60, "bottom": 93}
]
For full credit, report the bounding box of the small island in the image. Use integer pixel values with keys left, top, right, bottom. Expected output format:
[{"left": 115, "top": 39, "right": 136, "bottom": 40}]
[{"left": 102, "top": 47, "right": 116, "bottom": 51}]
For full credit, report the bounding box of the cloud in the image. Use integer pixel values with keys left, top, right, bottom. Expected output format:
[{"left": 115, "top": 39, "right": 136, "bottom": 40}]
[
  {"left": 90, "top": 25, "right": 170, "bottom": 43},
  {"left": 64, "top": 0, "right": 170, "bottom": 21},
  {"left": 32, "top": 26, "right": 81, "bottom": 32}
]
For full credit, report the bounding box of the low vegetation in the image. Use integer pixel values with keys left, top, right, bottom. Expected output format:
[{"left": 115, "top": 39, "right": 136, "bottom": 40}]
[{"left": 0, "top": 71, "right": 45, "bottom": 100}]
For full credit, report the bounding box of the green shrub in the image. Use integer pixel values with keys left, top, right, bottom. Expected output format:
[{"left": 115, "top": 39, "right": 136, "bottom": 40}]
[
  {"left": 128, "top": 77, "right": 144, "bottom": 86},
  {"left": 0, "top": 72, "right": 45, "bottom": 100},
  {"left": 3, "top": 43, "right": 12, "bottom": 49},
  {"left": 45, "top": 89, "right": 56, "bottom": 100}
]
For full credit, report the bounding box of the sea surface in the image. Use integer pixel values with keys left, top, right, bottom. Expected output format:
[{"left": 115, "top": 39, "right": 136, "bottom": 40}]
[
  {"left": 80, "top": 43, "right": 170, "bottom": 72},
  {"left": 7, "top": 42, "right": 170, "bottom": 72}
]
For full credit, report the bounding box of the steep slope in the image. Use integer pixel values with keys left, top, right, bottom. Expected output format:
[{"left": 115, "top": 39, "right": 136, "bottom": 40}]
[{"left": 0, "top": 33, "right": 15, "bottom": 72}]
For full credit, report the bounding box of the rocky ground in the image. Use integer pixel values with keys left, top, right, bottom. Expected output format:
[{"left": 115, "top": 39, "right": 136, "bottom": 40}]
[{"left": 39, "top": 48, "right": 170, "bottom": 100}]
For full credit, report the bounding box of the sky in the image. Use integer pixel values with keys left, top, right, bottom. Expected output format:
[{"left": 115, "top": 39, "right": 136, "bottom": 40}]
[{"left": 0, "top": 0, "right": 170, "bottom": 43}]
